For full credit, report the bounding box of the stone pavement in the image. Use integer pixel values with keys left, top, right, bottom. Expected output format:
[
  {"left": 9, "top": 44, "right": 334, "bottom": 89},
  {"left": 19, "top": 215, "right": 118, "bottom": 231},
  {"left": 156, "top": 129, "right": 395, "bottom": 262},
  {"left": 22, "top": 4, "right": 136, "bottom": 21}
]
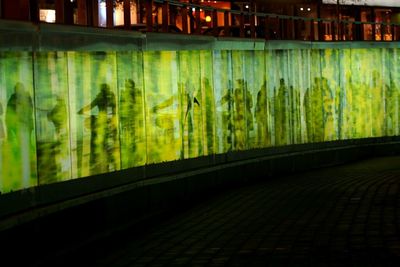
[{"left": 45, "top": 157, "right": 400, "bottom": 267}]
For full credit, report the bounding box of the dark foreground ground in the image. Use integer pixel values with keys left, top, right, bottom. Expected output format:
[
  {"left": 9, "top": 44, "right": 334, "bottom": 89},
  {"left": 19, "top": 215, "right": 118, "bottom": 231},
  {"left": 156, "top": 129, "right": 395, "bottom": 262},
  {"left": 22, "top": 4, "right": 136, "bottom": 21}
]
[{"left": 40, "top": 157, "right": 400, "bottom": 267}]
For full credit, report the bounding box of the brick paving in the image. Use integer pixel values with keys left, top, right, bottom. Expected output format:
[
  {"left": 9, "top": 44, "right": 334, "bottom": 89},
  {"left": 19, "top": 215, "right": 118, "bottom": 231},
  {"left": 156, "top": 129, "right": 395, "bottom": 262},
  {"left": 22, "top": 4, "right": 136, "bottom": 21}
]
[{"left": 48, "top": 157, "right": 400, "bottom": 266}]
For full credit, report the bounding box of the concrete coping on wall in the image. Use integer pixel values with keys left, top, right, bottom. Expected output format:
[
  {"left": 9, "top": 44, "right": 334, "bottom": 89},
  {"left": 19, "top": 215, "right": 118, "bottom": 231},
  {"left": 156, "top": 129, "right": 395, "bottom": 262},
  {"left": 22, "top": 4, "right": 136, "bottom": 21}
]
[{"left": 1, "top": 21, "right": 400, "bottom": 52}]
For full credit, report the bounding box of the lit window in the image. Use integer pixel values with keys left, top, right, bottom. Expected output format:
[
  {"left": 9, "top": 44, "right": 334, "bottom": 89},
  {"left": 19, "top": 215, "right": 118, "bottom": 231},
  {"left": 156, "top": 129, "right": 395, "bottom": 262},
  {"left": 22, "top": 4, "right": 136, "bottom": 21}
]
[{"left": 39, "top": 9, "right": 56, "bottom": 23}]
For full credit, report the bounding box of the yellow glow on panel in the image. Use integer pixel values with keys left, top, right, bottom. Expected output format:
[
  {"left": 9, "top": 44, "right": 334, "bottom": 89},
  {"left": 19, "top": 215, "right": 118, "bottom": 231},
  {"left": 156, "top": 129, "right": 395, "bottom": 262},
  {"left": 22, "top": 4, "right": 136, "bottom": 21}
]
[{"left": 1, "top": 46, "right": 399, "bottom": 194}]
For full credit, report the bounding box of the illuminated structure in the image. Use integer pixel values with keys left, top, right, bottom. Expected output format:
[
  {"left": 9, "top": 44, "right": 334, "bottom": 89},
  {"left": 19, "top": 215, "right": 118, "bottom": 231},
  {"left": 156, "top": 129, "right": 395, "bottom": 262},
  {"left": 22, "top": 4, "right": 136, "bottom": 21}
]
[
  {"left": 0, "top": 32, "right": 399, "bottom": 193},
  {"left": 0, "top": 4, "right": 400, "bottom": 264}
]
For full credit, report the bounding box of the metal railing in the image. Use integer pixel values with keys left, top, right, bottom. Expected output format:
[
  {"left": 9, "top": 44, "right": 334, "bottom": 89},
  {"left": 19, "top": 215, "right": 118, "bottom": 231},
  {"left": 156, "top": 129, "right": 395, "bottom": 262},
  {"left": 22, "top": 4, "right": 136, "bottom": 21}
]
[{"left": 2, "top": 0, "right": 400, "bottom": 41}]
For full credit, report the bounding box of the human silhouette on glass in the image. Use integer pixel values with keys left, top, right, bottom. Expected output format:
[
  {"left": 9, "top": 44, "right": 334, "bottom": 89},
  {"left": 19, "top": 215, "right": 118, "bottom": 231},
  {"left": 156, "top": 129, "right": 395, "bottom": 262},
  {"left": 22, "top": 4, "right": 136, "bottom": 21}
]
[
  {"left": 256, "top": 81, "right": 268, "bottom": 146},
  {"left": 47, "top": 96, "right": 67, "bottom": 138},
  {"left": 6, "top": 82, "right": 34, "bottom": 141},
  {"left": 120, "top": 79, "right": 144, "bottom": 156},
  {"left": 78, "top": 83, "right": 117, "bottom": 172},
  {"left": 220, "top": 80, "right": 234, "bottom": 151},
  {"left": 5, "top": 82, "right": 34, "bottom": 188}
]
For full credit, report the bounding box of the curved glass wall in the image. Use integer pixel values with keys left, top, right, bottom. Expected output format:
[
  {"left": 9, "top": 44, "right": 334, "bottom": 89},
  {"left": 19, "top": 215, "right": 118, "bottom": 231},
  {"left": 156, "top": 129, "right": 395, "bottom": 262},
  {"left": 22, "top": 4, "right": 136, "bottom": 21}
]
[{"left": 0, "top": 47, "right": 399, "bottom": 194}]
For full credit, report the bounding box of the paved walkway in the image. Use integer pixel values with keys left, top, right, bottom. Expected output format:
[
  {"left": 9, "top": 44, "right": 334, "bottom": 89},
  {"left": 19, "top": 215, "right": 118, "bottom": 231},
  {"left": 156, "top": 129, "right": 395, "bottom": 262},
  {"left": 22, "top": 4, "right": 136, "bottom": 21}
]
[{"left": 47, "top": 157, "right": 400, "bottom": 267}]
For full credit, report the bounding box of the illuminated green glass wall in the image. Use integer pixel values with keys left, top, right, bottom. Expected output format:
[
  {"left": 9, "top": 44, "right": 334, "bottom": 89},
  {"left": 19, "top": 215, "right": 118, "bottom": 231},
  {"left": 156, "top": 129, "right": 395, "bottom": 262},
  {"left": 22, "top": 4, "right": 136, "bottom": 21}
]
[{"left": 0, "top": 48, "right": 399, "bottom": 194}]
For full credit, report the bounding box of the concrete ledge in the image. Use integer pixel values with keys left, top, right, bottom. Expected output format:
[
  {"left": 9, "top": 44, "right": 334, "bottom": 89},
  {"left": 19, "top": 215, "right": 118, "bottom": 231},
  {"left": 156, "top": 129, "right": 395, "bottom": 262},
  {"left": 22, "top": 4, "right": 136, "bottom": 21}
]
[
  {"left": 144, "top": 32, "right": 215, "bottom": 51},
  {"left": 38, "top": 23, "right": 144, "bottom": 51},
  {"left": 2, "top": 21, "right": 400, "bottom": 52}
]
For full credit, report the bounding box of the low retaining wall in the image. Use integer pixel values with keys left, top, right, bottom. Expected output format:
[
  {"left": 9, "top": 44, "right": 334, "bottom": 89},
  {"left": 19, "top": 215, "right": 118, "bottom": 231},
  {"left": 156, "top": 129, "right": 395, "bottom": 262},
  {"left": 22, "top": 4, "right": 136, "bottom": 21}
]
[{"left": 1, "top": 137, "right": 399, "bottom": 265}]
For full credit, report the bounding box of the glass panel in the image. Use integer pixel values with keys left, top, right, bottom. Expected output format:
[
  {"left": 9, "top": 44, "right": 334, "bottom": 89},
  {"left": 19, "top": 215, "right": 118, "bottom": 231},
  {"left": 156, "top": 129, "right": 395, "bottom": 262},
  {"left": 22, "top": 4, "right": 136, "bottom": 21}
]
[
  {"left": 252, "top": 50, "right": 269, "bottom": 148},
  {"left": 199, "top": 50, "right": 216, "bottom": 156},
  {"left": 0, "top": 52, "right": 37, "bottom": 193},
  {"left": 177, "top": 50, "right": 204, "bottom": 159},
  {"left": 319, "top": 49, "right": 340, "bottom": 141},
  {"left": 34, "top": 52, "right": 72, "bottom": 185},
  {"left": 213, "top": 50, "right": 234, "bottom": 154},
  {"left": 268, "top": 50, "right": 291, "bottom": 146},
  {"left": 231, "top": 50, "right": 250, "bottom": 151},
  {"left": 143, "top": 51, "right": 181, "bottom": 164},
  {"left": 286, "top": 49, "right": 308, "bottom": 144},
  {"left": 336, "top": 48, "right": 349, "bottom": 140},
  {"left": 67, "top": 51, "right": 121, "bottom": 178},
  {"left": 117, "top": 51, "right": 146, "bottom": 169},
  {"left": 383, "top": 48, "right": 399, "bottom": 136}
]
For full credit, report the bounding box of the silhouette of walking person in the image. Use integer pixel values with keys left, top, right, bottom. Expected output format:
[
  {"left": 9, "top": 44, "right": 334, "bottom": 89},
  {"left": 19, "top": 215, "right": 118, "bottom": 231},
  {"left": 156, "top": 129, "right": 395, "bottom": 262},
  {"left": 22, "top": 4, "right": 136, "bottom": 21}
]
[
  {"left": 78, "top": 83, "right": 117, "bottom": 173},
  {"left": 5, "top": 82, "right": 34, "bottom": 187},
  {"left": 47, "top": 97, "right": 67, "bottom": 138},
  {"left": 6, "top": 82, "right": 34, "bottom": 141},
  {"left": 120, "top": 79, "right": 146, "bottom": 166}
]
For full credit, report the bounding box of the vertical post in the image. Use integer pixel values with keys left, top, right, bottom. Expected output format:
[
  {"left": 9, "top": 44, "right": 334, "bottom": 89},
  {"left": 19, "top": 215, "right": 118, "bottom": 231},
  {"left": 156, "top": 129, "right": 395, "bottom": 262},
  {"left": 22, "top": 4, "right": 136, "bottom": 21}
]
[
  {"left": 224, "top": 10, "right": 230, "bottom": 37},
  {"left": 310, "top": 19, "right": 315, "bottom": 41},
  {"left": 77, "top": 0, "right": 88, "bottom": 25},
  {"left": 146, "top": 0, "right": 153, "bottom": 32},
  {"left": 181, "top": 5, "right": 188, "bottom": 34},
  {"left": 91, "top": 0, "right": 98, "bottom": 27},
  {"left": 106, "top": 0, "right": 113, "bottom": 28},
  {"left": 55, "top": 0, "right": 73, "bottom": 24},
  {"left": 371, "top": 8, "right": 376, "bottom": 41},
  {"left": 391, "top": 24, "right": 395, "bottom": 41},
  {"left": 264, "top": 16, "right": 269, "bottom": 40},
  {"left": 169, "top": 3, "right": 176, "bottom": 27},
  {"left": 55, "top": 0, "right": 65, "bottom": 23},
  {"left": 123, "top": 0, "right": 131, "bottom": 29},
  {"left": 195, "top": 7, "right": 201, "bottom": 34},
  {"left": 293, "top": 18, "right": 298, "bottom": 40},
  {"left": 162, "top": 0, "right": 169, "bottom": 32},
  {"left": 317, "top": 1, "right": 323, "bottom": 41},
  {"left": 137, "top": 0, "right": 142, "bottom": 23},
  {"left": 250, "top": 10, "right": 256, "bottom": 38},
  {"left": 354, "top": 6, "right": 361, "bottom": 40},
  {"left": 212, "top": 9, "right": 218, "bottom": 37},
  {"left": 66, "top": 0, "right": 73, "bottom": 24},
  {"left": 342, "top": 21, "right": 346, "bottom": 40},
  {"left": 239, "top": 12, "right": 244, "bottom": 37},
  {"left": 336, "top": 0, "right": 341, "bottom": 40},
  {"left": 288, "top": 17, "right": 294, "bottom": 40},
  {"left": 278, "top": 17, "right": 283, "bottom": 39},
  {"left": 29, "top": 0, "right": 40, "bottom": 22}
]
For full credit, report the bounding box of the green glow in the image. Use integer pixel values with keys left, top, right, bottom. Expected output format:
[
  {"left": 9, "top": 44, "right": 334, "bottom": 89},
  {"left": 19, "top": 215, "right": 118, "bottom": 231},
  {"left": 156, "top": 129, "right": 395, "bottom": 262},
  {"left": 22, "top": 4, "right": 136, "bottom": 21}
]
[
  {"left": 0, "top": 48, "right": 399, "bottom": 194},
  {"left": 0, "top": 52, "right": 37, "bottom": 193}
]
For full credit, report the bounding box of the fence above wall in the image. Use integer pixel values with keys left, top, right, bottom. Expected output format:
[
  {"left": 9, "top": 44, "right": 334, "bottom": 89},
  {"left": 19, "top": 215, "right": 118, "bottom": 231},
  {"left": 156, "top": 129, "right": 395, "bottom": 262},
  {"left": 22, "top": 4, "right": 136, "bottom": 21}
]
[
  {"left": 2, "top": 0, "right": 400, "bottom": 42},
  {"left": 1, "top": 20, "right": 400, "bottom": 52}
]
